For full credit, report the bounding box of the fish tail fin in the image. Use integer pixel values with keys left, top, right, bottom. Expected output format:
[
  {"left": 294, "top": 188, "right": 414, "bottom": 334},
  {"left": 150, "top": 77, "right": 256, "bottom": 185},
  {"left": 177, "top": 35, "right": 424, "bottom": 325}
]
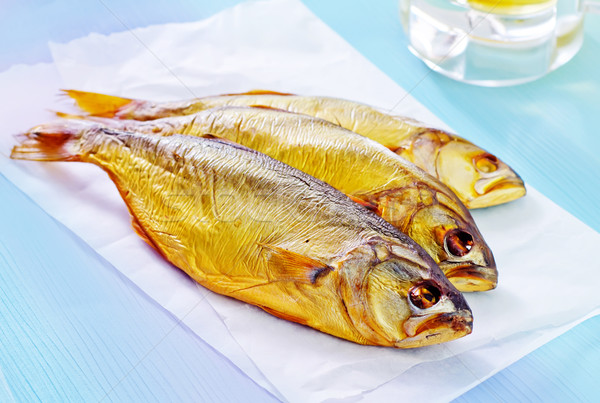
[
  {"left": 55, "top": 110, "right": 123, "bottom": 128},
  {"left": 61, "top": 89, "right": 134, "bottom": 117},
  {"left": 10, "top": 120, "right": 96, "bottom": 161}
]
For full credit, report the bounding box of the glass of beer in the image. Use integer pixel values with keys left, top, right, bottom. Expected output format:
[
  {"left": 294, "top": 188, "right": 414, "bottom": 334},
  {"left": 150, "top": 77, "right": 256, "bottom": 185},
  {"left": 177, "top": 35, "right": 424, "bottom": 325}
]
[{"left": 400, "top": 0, "right": 597, "bottom": 86}]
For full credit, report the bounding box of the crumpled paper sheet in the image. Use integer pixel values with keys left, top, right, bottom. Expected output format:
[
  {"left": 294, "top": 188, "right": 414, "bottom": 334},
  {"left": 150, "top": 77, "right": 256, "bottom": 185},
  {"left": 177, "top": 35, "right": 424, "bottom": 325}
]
[{"left": 1, "top": 0, "right": 599, "bottom": 401}]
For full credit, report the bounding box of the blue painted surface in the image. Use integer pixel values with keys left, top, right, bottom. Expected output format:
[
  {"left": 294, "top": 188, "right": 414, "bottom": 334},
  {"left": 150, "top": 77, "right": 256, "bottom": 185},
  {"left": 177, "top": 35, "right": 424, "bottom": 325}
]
[
  {"left": 0, "top": 0, "right": 241, "bottom": 72},
  {"left": 300, "top": 1, "right": 600, "bottom": 400},
  {"left": 455, "top": 315, "right": 600, "bottom": 402},
  {"left": 0, "top": 174, "right": 277, "bottom": 402},
  {"left": 1, "top": 0, "right": 599, "bottom": 401},
  {"left": 302, "top": 0, "right": 600, "bottom": 233}
]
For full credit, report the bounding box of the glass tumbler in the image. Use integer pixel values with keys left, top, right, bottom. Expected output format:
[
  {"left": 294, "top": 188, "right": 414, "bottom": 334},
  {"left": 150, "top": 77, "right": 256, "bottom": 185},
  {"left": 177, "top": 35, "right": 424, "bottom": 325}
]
[{"left": 400, "top": 0, "right": 599, "bottom": 86}]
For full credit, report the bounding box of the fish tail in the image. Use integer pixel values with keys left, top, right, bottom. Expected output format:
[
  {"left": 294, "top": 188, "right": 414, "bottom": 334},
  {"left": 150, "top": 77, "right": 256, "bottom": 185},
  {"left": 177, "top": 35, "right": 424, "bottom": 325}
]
[
  {"left": 55, "top": 110, "right": 122, "bottom": 128},
  {"left": 10, "top": 120, "right": 97, "bottom": 161},
  {"left": 61, "top": 89, "right": 134, "bottom": 117}
]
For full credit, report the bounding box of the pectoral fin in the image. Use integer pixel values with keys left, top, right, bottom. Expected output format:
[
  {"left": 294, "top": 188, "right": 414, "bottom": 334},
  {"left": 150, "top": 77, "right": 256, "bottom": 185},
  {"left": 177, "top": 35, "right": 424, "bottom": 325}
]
[
  {"left": 348, "top": 195, "right": 381, "bottom": 215},
  {"left": 260, "top": 305, "right": 309, "bottom": 326},
  {"left": 259, "top": 243, "right": 332, "bottom": 285},
  {"left": 130, "top": 214, "right": 161, "bottom": 253}
]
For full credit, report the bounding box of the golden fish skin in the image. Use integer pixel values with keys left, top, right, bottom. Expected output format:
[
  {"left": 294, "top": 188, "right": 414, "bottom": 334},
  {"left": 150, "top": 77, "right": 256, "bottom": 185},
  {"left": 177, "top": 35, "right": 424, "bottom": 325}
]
[
  {"left": 11, "top": 128, "right": 472, "bottom": 348},
  {"left": 34, "top": 109, "right": 497, "bottom": 292},
  {"left": 63, "top": 89, "right": 526, "bottom": 209}
]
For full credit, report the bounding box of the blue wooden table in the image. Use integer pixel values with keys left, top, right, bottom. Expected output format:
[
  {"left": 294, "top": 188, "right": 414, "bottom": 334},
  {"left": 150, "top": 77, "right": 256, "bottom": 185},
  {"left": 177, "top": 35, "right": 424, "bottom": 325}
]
[{"left": 1, "top": 0, "right": 599, "bottom": 401}]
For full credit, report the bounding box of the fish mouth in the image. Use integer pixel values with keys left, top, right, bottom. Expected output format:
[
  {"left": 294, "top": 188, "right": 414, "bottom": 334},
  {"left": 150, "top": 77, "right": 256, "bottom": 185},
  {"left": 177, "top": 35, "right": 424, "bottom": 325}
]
[
  {"left": 441, "top": 263, "right": 498, "bottom": 292},
  {"left": 468, "top": 177, "right": 526, "bottom": 209},
  {"left": 396, "top": 311, "right": 473, "bottom": 348}
]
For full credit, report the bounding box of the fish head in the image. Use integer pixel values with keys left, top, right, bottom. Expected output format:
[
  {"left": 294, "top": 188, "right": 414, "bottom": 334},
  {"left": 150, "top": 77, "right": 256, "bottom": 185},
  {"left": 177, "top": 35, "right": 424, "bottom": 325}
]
[
  {"left": 338, "top": 240, "right": 472, "bottom": 348},
  {"left": 398, "top": 130, "right": 525, "bottom": 209},
  {"left": 434, "top": 136, "right": 526, "bottom": 209},
  {"left": 407, "top": 202, "right": 497, "bottom": 292}
]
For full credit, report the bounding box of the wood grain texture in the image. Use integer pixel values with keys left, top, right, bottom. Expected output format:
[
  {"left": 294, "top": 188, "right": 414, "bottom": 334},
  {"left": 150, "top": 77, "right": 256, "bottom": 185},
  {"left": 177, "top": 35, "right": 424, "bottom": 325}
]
[
  {"left": 455, "top": 316, "right": 600, "bottom": 402},
  {"left": 0, "top": 174, "right": 277, "bottom": 402},
  {"left": 1, "top": 0, "right": 599, "bottom": 401},
  {"left": 301, "top": 0, "right": 600, "bottom": 401}
]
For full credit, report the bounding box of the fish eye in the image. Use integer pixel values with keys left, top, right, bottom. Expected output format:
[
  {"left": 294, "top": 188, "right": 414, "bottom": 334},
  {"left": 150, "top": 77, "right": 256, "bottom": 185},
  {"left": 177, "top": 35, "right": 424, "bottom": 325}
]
[
  {"left": 445, "top": 229, "right": 474, "bottom": 257},
  {"left": 409, "top": 282, "right": 441, "bottom": 309},
  {"left": 474, "top": 153, "right": 499, "bottom": 173}
]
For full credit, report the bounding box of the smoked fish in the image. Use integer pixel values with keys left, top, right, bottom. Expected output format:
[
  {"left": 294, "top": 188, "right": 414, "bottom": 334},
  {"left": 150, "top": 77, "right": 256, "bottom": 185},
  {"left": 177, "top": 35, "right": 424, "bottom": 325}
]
[
  {"left": 11, "top": 128, "right": 472, "bottom": 348},
  {"left": 63, "top": 89, "right": 526, "bottom": 209},
  {"left": 32, "top": 108, "right": 497, "bottom": 292}
]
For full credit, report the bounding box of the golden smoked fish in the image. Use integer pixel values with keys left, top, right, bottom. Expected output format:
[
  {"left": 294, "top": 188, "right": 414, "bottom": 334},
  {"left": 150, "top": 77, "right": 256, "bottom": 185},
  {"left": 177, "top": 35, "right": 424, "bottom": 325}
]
[
  {"left": 11, "top": 128, "right": 472, "bottom": 348},
  {"left": 63, "top": 89, "right": 526, "bottom": 209},
  {"left": 33, "top": 109, "right": 497, "bottom": 292}
]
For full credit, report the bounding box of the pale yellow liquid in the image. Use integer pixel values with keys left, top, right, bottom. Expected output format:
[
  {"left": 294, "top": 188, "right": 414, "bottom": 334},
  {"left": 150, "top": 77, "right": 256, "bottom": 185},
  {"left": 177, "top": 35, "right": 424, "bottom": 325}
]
[{"left": 466, "top": 0, "right": 556, "bottom": 14}]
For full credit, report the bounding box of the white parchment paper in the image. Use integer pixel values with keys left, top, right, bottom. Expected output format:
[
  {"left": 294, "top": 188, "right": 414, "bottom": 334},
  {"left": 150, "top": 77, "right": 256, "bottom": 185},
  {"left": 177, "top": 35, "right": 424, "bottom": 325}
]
[{"left": 1, "top": 0, "right": 599, "bottom": 401}]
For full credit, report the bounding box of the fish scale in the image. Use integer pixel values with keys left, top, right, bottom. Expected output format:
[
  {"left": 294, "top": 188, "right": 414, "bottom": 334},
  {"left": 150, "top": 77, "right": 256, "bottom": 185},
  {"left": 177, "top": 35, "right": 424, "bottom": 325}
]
[
  {"left": 63, "top": 89, "right": 526, "bottom": 210},
  {"left": 12, "top": 128, "right": 472, "bottom": 348},
  {"left": 49, "top": 105, "right": 497, "bottom": 292}
]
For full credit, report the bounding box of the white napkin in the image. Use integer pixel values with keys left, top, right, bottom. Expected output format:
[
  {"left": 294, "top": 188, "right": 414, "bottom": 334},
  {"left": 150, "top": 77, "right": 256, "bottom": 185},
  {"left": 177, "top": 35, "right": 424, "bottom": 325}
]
[{"left": 1, "top": 0, "right": 599, "bottom": 401}]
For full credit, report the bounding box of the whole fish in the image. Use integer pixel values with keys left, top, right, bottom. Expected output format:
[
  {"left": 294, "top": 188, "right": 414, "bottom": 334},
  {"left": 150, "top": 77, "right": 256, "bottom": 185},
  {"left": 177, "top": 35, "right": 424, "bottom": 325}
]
[
  {"left": 11, "top": 128, "right": 472, "bottom": 348},
  {"left": 63, "top": 89, "right": 526, "bottom": 209},
  {"left": 34, "top": 108, "right": 497, "bottom": 292}
]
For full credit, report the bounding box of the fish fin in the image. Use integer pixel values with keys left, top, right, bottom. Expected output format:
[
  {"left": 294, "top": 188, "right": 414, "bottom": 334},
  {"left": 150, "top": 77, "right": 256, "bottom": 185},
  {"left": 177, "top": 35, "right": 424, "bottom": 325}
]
[
  {"left": 246, "top": 105, "right": 294, "bottom": 113},
  {"left": 348, "top": 195, "right": 381, "bottom": 215},
  {"left": 387, "top": 144, "right": 408, "bottom": 154},
  {"left": 130, "top": 214, "right": 162, "bottom": 253},
  {"left": 198, "top": 133, "right": 226, "bottom": 141},
  {"left": 55, "top": 111, "right": 127, "bottom": 129},
  {"left": 259, "top": 243, "right": 333, "bottom": 285},
  {"left": 61, "top": 89, "right": 134, "bottom": 117},
  {"left": 222, "top": 89, "right": 295, "bottom": 96},
  {"left": 197, "top": 133, "right": 240, "bottom": 146},
  {"left": 106, "top": 173, "right": 171, "bottom": 260},
  {"left": 260, "top": 306, "right": 309, "bottom": 326},
  {"left": 9, "top": 120, "right": 92, "bottom": 161},
  {"left": 198, "top": 134, "right": 264, "bottom": 155},
  {"left": 54, "top": 111, "right": 87, "bottom": 120}
]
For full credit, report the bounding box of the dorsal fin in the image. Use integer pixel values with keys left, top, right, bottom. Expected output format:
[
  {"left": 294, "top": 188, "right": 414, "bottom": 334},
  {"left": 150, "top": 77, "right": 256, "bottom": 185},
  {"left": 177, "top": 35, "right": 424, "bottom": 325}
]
[
  {"left": 247, "top": 105, "right": 294, "bottom": 113},
  {"left": 198, "top": 133, "right": 263, "bottom": 155},
  {"left": 61, "top": 89, "right": 133, "bottom": 117},
  {"left": 221, "top": 89, "right": 295, "bottom": 96},
  {"left": 259, "top": 243, "right": 332, "bottom": 285}
]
